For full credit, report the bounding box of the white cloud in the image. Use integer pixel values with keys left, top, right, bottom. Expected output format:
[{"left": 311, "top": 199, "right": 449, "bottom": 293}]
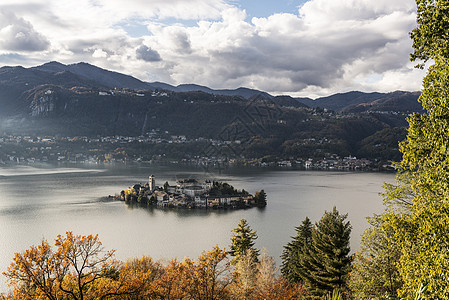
[
  {"left": 0, "top": 10, "right": 49, "bottom": 52},
  {"left": 92, "top": 49, "right": 108, "bottom": 58},
  {"left": 0, "top": 0, "right": 426, "bottom": 97}
]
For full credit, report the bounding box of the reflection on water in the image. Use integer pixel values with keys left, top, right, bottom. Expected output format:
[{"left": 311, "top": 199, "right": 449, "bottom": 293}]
[
  {"left": 0, "top": 164, "right": 394, "bottom": 292},
  {"left": 124, "top": 201, "right": 267, "bottom": 218}
]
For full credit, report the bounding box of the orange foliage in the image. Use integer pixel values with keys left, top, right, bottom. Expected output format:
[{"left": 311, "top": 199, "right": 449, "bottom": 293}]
[
  {"left": 252, "top": 277, "right": 306, "bottom": 300},
  {"left": 2, "top": 232, "right": 148, "bottom": 300},
  {"left": 1, "top": 234, "right": 306, "bottom": 300}
]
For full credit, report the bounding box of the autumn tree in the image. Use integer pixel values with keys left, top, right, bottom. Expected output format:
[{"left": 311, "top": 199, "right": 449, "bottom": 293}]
[
  {"left": 231, "top": 249, "right": 258, "bottom": 299},
  {"left": 147, "top": 259, "right": 188, "bottom": 299},
  {"left": 230, "top": 219, "right": 259, "bottom": 265},
  {"left": 252, "top": 276, "right": 306, "bottom": 300},
  {"left": 381, "top": 0, "right": 449, "bottom": 297},
  {"left": 124, "top": 188, "right": 137, "bottom": 203},
  {"left": 3, "top": 232, "right": 148, "bottom": 300},
  {"left": 183, "top": 246, "right": 232, "bottom": 300},
  {"left": 229, "top": 248, "right": 305, "bottom": 300},
  {"left": 3, "top": 240, "right": 58, "bottom": 299},
  {"left": 254, "top": 249, "right": 277, "bottom": 294}
]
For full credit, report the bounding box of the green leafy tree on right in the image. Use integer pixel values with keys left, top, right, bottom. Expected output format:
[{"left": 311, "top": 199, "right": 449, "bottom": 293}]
[
  {"left": 381, "top": 0, "right": 449, "bottom": 297},
  {"left": 349, "top": 215, "right": 402, "bottom": 299}
]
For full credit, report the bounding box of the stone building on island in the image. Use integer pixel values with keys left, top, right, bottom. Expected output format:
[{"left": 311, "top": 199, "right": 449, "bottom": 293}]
[{"left": 120, "top": 175, "right": 266, "bottom": 209}]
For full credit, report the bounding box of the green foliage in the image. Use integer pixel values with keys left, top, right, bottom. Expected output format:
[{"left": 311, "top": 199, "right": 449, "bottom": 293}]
[
  {"left": 254, "top": 190, "right": 267, "bottom": 207},
  {"left": 281, "top": 208, "right": 351, "bottom": 299},
  {"left": 305, "top": 207, "right": 352, "bottom": 298},
  {"left": 230, "top": 219, "right": 259, "bottom": 265},
  {"left": 281, "top": 217, "right": 313, "bottom": 284},
  {"left": 381, "top": 1, "right": 449, "bottom": 297},
  {"left": 349, "top": 215, "right": 402, "bottom": 299},
  {"left": 209, "top": 181, "right": 251, "bottom": 197},
  {"left": 324, "top": 290, "right": 342, "bottom": 300},
  {"left": 410, "top": 0, "right": 449, "bottom": 66}
]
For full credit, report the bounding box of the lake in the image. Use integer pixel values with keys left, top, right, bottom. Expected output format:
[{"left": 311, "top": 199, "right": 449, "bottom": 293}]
[{"left": 0, "top": 164, "right": 394, "bottom": 292}]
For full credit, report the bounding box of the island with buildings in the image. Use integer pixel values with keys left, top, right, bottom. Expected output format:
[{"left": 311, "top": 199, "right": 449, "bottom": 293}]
[{"left": 117, "top": 175, "right": 267, "bottom": 209}]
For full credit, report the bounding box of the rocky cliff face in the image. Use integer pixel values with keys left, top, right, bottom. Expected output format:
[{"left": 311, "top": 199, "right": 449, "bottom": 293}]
[{"left": 30, "top": 89, "right": 56, "bottom": 117}]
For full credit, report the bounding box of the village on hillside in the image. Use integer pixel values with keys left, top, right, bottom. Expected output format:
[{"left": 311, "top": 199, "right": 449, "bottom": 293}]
[{"left": 117, "top": 175, "right": 267, "bottom": 209}]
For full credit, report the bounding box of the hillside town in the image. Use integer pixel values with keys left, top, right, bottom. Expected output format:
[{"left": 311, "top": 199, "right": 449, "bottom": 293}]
[
  {"left": 118, "top": 175, "right": 267, "bottom": 209},
  {"left": 0, "top": 133, "right": 395, "bottom": 171}
]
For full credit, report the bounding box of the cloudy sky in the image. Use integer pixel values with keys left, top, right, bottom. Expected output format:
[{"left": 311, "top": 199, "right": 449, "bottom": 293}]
[{"left": 0, "top": 0, "right": 426, "bottom": 97}]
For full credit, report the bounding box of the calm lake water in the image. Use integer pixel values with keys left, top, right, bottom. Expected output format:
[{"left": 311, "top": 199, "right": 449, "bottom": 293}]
[{"left": 0, "top": 164, "right": 394, "bottom": 292}]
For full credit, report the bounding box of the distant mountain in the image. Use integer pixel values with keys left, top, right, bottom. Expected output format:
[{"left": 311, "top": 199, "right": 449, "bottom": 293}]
[
  {"left": 31, "top": 62, "right": 272, "bottom": 99},
  {"left": 0, "top": 61, "right": 426, "bottom": 161},
  {"left": 33, "top": 61, "right": 152, "bottom": 90},
  {"left": 295, "top": 91, "right": 422, "bottom": 112},
  {"left": 0, "top": 64, "right": 103, "bottom": 116},
  {"left": 175, "top": 84, "right": 273, "bottom": 99},
  {"left": 342, "top": 91, "right": 423, "bottom": 113}
]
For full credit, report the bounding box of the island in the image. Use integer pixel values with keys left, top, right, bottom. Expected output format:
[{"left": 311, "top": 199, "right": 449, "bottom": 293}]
[{"left": 116, "top": 175, "right": 267, "bottom": 209}]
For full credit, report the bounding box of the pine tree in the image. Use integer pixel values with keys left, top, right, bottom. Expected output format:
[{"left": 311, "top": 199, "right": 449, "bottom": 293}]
[
  {"left": 307, "top": 207, "right": 352, "bottom": 298},
  {"left": 281, "top": 217, "right": 313, "bottom": 283},
  {"left": 230, "top": 219, "right": 258, "bottom": 265}
]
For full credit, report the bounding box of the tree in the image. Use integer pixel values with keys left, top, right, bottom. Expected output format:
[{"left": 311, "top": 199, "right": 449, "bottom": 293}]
[
  {"left": 306, "top": 207, "right": 352, "bottom": 298},
  {"left": 254, "top": 190, "right": 267, "bottom": 207},
  {"left": 147, "top": 259, "right": 188, "bottom": 299},
  {"left": 229, "top": 219, "right": 259, "bottom": 265},
  {"left": 163, "top": 181, "right": 169, "bottom": 192},
  {"left": 349, "top": 215, "right": 402, "bottom": 299},
  {"left": 231, "top": 249, "right": 258, "bottom": 299},
  {"left": 137, "top": 188, "right": 146, "bottom": 203},
  {"left": 255, "top": 249, "right": 277, "bottom": 294},
  {"left": 3, "top": 232, "right": 148, "bottom": 300},
  {"left": 381, "top": 0, "right": 449, "bottom": 297},
  {"left": 252, "top": 276, "right": 306, "bottom": 300},
  {"left": 410, "top": 0, "right": 449, "bottom": 67},
  {"left": 281, "top": 217, "right": 313, "bottom": 284},
  {"left": 183, "top": 246, "right": 232, "bottom": 300},
  {"left": 124, "top": 188, "right": 137, "bottom": 203}
]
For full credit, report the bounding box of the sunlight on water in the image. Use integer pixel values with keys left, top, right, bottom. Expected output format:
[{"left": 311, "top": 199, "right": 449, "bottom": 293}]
[{"left": 0, "top": 165, "right": 104, "bottom": 177}]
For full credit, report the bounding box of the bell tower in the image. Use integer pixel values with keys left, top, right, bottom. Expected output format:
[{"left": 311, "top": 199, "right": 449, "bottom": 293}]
[{"left": 149, "top": 175, "right": 155, "bottom": 191}]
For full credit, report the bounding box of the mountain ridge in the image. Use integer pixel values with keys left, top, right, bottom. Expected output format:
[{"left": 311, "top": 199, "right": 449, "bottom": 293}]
[
  {"left": 0, "top": 61, "right": 424, "bottom": 161},
  {"left": 29, "top": 61, "right": 273, "bottom": 99}
]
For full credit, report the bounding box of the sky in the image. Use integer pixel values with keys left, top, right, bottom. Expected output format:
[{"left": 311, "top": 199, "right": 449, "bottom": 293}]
[{"left": 0, "top": 0, "right": 426, "bottom": 97}]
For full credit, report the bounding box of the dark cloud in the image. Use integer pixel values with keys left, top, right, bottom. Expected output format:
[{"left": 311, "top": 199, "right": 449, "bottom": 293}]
[
  {"left": 136, "top": 45, "right": 162, "bottom": 62},
  {"left": 0, "top": 10, "right": 50, "bottom": 52}
]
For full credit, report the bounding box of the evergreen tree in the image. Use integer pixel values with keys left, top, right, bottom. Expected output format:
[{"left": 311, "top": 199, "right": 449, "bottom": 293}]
[
  {"left": 281, "top": 217, "right": 313, "bottom": 283},
  {"left": 307, "top": 207, "right": 352, "bottom": 298},
  {"left": 230, "top": 219, "right": 258, "bottom": 265},
  {"left": 163, "top": 181, "right": 169, "bottom": 192}
]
